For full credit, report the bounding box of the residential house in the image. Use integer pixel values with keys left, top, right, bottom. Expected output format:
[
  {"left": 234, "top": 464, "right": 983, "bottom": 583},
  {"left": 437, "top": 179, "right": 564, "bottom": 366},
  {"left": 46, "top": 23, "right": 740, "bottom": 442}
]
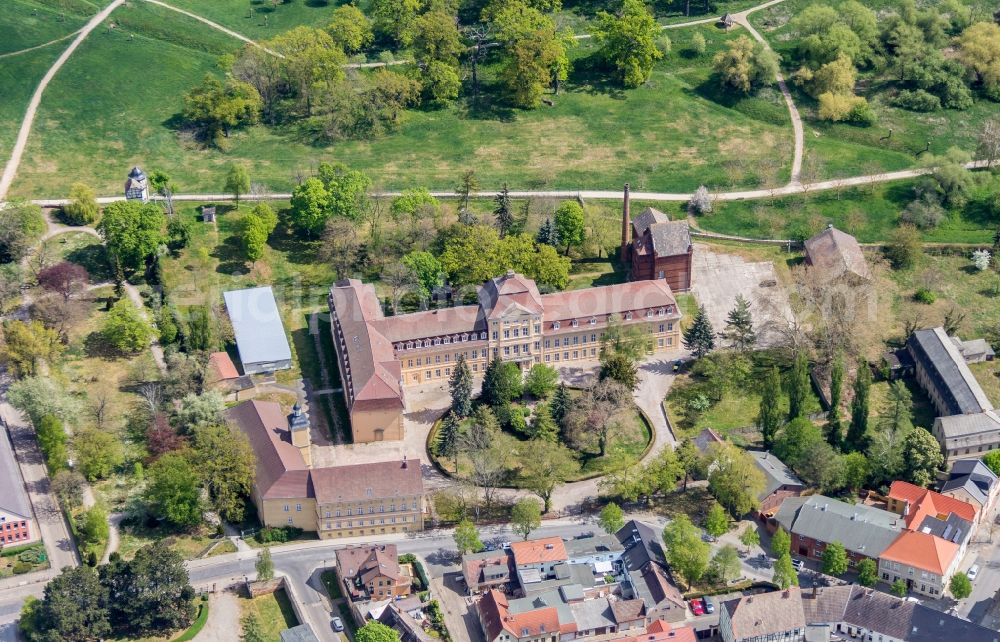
[
  {"left": 615, "top": 520, "right": 687, "bottom": 624},
  {"left": 877, "top": 531, "right": 960, "bottom": 598},
  {"left": 886, "top": 481, "right": 978, "bottom": 534},
  {"left": 463, "top": 549, "right": 514, "bottom": 595},
  {"left": 563, "top": 534, "right": 624, "bottom": 569},
  {"left": 749, "top": 451, "right": 805, "bottom": 517},
  {"left": 510, "top": 537, "right": 569, "bottom": 586},
  {"left": 0, "top": 428, "right": 36, "bottom": 546},
  {"left": 223, "top": 286, "right": 293, "bottom": 375},
  {"left": 372, "top": 596, "right": 436, "bottom": 642},
  {"left": 620, "top": 187, "right": 694, "bottom": 291},
  {"left": 722, "top": 585, "right": 1000, "bottom": 642},
  {"left": 336, "top": 544, "right": 412, "bottom": 601},
  {"left": 803, "top": 225, "right": 871, "bottom": 284},
  {"left": 952, "top": 335, "right": 996, "bottom": 363},
  {"left": 940, "top": 459, "right": 999, "bottom": 519},
  {"left": 226, "top": 400, "right": 425, "bottom": 538},
  {"left": 477, "top": 588, "right": 673, "bottom": 642},
  {"left": 619, "top": 620, "right": 695, "bottom": 642},
  {"left": 330, "top": 270, "right": 683, "bottom": 442},
  {"left": 772, "top": 495, "right": 904, "bottom": 566},
  {"left": 718, "top": 589, "right": 806, "bottom": 642}
]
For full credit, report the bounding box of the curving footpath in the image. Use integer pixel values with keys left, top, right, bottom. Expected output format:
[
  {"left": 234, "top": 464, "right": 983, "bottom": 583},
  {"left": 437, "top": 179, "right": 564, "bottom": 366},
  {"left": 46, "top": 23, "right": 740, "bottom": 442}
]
[
  {"left": 0, "top": 30, "right": 83, "bottom": 60},
  {"left": 0, "top": 0, "right": 127, "bottom": 202},
  {"left": 142, "top": 0, "right": 283, "bottom": 58}
]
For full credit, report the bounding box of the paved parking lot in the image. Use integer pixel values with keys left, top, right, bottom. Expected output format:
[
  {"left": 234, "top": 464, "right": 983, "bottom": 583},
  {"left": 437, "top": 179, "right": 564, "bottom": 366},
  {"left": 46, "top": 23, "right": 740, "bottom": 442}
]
[{"left": 691, "top": 245, "right": 793, "bottom": 348}]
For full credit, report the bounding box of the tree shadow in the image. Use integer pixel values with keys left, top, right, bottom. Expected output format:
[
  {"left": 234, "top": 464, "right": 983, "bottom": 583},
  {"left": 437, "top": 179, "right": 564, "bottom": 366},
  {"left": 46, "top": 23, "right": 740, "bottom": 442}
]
[
  {"left": 267, "top": 225, "right": 322, "bottom": 266},
  {"left": 83, "top": 330, "right": 123, "bottom": 360},
  {"left": 566, "top": 52, "right": 627, "bottom": 99},
  {"left": 65, "top": 243, "right": 112, "bottom": 283},
  {"left": 211, "top": 233, "right": 249, "bottom": 276}
]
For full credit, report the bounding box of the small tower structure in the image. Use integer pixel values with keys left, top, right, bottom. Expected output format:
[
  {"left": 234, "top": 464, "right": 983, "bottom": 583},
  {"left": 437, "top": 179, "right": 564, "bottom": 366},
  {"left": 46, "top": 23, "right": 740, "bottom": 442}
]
[
  {"left": 124, "top": 166, "right": 149, "bottom": 202},
  {"left": 288, "top": 402, "right": 312, "bottom": 467}
]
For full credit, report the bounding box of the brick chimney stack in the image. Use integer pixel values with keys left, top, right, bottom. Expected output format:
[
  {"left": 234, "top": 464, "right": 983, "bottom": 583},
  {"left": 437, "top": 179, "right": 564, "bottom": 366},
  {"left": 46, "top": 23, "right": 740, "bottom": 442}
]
[{"left": 620, "top": 183, "right": 631, "bottom": 262}]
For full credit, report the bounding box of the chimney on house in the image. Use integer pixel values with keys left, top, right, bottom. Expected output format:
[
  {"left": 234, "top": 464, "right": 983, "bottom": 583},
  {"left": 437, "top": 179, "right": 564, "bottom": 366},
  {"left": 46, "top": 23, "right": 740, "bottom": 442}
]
[
  {"left": 620, "top": 183, "right": 631, "bottom": 263},
  {"left": 402, "top": 455, "right": 408, "bottom": 469}
]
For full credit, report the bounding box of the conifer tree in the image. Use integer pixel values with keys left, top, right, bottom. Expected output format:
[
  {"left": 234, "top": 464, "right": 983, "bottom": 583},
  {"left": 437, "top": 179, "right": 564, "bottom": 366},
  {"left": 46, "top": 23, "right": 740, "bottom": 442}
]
[
  {"left": 435, "top": 412, "right": 462, "bottom": 469},
  {"left": 550, "top": 383, "right": 569, "bottom": 424},
  {"left": 494, "top": 183, "right": 514, "bottom": 238},
  {"left": 682, "top": 305, "right": 715, "bottom": 358},
  {"left": 449, "top": 354, "right": 473, "bottom": 417},
  {"left": 757, "top": 366, "right": 782, "bottom": 449},
  {"left": 536, "top": 217, "right": 560, "bottom": 247},
  {"left": 721, "top": 294, "right": 756, "bottom": 352},
  {"left": 530, "top": 403, "right": 559, "bottom": 442},
  {"left": 827, "top": 353, "right": 844, "bottom": 448},
  {"left": 786, "top": 352, "right": 810, "bottom": 421},
  {"left": 847, "top": 363, "right": 871, "bottom": 451}
]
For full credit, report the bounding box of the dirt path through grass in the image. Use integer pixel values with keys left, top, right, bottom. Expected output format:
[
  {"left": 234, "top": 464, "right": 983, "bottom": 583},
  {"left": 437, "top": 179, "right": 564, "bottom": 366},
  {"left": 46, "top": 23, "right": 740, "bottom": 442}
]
[{"left": 0, "top": 30, "right": 83, "bottom": 60}]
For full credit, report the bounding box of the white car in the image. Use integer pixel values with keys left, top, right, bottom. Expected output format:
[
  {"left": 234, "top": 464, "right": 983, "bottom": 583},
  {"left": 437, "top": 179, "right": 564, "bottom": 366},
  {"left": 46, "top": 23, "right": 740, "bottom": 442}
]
[
  {"left": 791, "top": 558, "right": 805, "bottom": 571},
  {"left": 968, "top": 565, "right": 980, "bottom": 581}
]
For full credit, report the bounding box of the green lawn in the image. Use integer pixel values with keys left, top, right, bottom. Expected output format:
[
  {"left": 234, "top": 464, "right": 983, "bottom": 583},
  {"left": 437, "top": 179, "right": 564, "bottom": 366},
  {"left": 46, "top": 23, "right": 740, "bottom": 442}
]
[
  {"left": 0, "top": 46, "right": 61, "bottom": 160},
  {"left": 0, "top": 0, "right": 93, "bottom": 55},
  {"left": 241, "top": 590, "right": 299, "bottom": 642},
  {"left": 749, "top": 0, "right": 1000, "bottom": 174},
  {"left": 698, "top": 178, "right": 998, "bottom": 244},
  {"left": 10, "top": 19, "right": 794, "bottom": 198}
]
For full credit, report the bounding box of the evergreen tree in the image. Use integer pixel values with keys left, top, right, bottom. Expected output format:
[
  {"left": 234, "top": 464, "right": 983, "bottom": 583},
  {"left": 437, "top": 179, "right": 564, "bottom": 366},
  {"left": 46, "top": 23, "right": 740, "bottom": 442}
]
[
  {"left": 847, "top": 363, "right": 872, "bottom": 451},
  {"left": 721, "top": 294, "right": 756, "bottom": 352},
  {"left": 827, "top": 353, "right": 844, "bottom": 448},
  {"left": 481, "top": 356, "right": 521, "bottom": 406},
  {"left": 536, "top": 217, "right": 560, "bottom": 247},
  {"left": 494, "top": 183, "right": 514, "bottom": 238},
  {"left": 786, "top": 352, "right": 810, "bottom": 421},
  {"left": 682, "top": 305, "right": 715, "bottom": 358},
  {"left": 550, "top": 383, "right": 569, "bottom": 424},
  {"left": 530, "top": 403, "right": 559, "bottom": 442},
  {"left": 449, "top": 355, "right": 473, "bottom": 417},
  {"left": 757, "top": 366, "right": 782, "bottom": 449},
  {"left": 435, "top": 412, "right": 462, "bottom": 469}
]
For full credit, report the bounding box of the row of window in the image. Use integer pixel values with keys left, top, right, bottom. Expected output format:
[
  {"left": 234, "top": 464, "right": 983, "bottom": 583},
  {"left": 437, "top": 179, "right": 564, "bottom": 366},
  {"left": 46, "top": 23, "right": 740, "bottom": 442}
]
[
  {"left": 881, "top": 573, "right": 939, "bottom": 595},
  {"left": 323, "top": 515, "right": 417, "bottom": 529},
  {"left": 396, "top": 332, "right": 488, "bottom": 351},
  {"left": 0, "top": 532, "right": 28, "bottom": 543},
  {"left": 882, "top": 561, "right": 937, "bottom": 582},
  {"left": 406, "top": 350, "right": 490, "bottom": 369},
  {"left": 2, "top": 521, "right": 27, "bottom": 530},
  {"left": 283, "top": 503, "right": 419, "bottom": 514}
]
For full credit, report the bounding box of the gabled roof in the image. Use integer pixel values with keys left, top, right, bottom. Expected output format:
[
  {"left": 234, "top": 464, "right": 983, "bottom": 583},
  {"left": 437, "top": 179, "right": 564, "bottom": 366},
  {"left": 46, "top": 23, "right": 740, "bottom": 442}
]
[
  {"left": 888, "top": 481, "right": 978, "bottom": 527},
  {"left": 804, "top": 226, "right": 870, "bottom": 282},
  {"left": 749, "top": 451, "right": 804, "bottom": 499},
  {"left": 207, "top": 351, "right": 240, "bottom": 382},
  {"left": 336, "top": 545, "right": 402, "bottom": 584},
  {"left": 479, "top": 590, "right": 564, "bottom": 641},
  {"left": 540, "top": 280, "right": 678, "bottom": 324},
  {"left": 329, "top": 280, "right": 404, "bottom": 409},
  {"left": 224, "top": 286, "right": 293, "bottom": 366},
  {"left": 631, "top": 207, "right": 669, "bottom": 238},
  {"left": 907, "top": 327, "right": 993, "bottom": 416},
  {"left": 225, "top": 400, "right": 310, "bottom": 500},
  {"left": 647, "top": 221, "right": 692, "bottom": 257},
  {"left": 617, "top": 520, "right": 667, "bottom": 570},
  {"left": 478, "top": 271, "right": 544, "bottom": 319},
  {"left": 774, "top": 495, "right": 903, "bottom": 558},
  {"left": 378, "top": 305, "right": 485, "bottom": 343},
  {"left": 510, "top": 537, "right": 568, "bottom": 566},
  {"left": 722, "top": 588, "right": 806, "bottom": 639},
  {"left": 879, "top": 530, "right": 960, "bottom": 575},
  {"left": 311, "top": 459, "right": 423, "bottom": 505},
  {"left": 937, "top": 411, "right": 1000, "bottom": 450},
  {"left": 0, "top": 428, "right": 32, "bottom": 521},
  {"left": 941, "top": 459, "right": 998, "bottom": 506}
]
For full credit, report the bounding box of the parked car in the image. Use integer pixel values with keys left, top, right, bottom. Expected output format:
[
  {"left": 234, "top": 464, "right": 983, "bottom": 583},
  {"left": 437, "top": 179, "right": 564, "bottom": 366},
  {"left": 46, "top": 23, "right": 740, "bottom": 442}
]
[
  {"left": 701, "top": 532, "right": 716, "bottom": 543},
  {"left": 968, "top": 565, "right": 980, "bottom": 581},
  {"left": 332, "top": 617, "right": 345, "bottom": 632},
  {"left": 688, "top": 599, "right": 705, "bottom": 616},
  {"left": 702, "top": 597, "right": 715, "bottom": 614},
  {"left": 791, "top": 558, "right": 805, "bottom": 571}
]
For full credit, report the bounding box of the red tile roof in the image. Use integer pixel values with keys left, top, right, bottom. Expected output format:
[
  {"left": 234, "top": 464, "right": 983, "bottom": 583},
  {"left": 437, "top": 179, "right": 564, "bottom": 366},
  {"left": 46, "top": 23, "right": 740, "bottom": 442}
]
[
  {"left": 479, "top": 590, "right": 562, "bottom": 642},
  {"left": 207, "top": 351, "right": 240, "bottom": 381},
  {"left": 225, "top": 400, "right": 310, "bottom": 500},
  {"left": 540, "top": 280, "right": 678, "bottom": 324},
  {"left": 510, "top": 537, "right": 568, "bottom": 566},
  {"left": 879, "top": 530, "right": 960, "bottom": 575},
  {"left": 889, "top": 481, "right": 978, "bottom": 527},
  {"left": 621, "top": 620, "right": 696, "bottom": 642}
]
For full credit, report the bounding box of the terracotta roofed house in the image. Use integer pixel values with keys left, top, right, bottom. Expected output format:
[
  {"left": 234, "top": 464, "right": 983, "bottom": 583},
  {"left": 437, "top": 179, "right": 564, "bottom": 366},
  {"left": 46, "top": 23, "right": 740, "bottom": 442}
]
[
  {"left": 510, "top": 537, "right": 569, "bottom": 586},
  {"left": 886, "top": 480, "right": 978, "bottom": 528},
  {"left": 878, "top": 530, "right": 961, "bottom": 598},
  {"left": 225, "top": 399, "right": 425, "bottom": 538},
  {"left": 478, "top": 589, "right": 565, "bottom": 642},
  {"left": 335, "top": 544, "right": 411, "bottom": 601},
  {"left": 330, "top": 271, "right": 682, "bottom": 443}
]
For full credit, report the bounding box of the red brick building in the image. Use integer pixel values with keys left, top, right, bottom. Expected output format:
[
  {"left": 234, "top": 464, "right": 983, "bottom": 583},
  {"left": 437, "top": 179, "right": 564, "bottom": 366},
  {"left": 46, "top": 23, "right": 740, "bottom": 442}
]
[
  {"left": 620, "top": 184, "right": 693, "bottom": 292},
  {"left": 1, "top": 428, "right": 36, "bottom": 547}
]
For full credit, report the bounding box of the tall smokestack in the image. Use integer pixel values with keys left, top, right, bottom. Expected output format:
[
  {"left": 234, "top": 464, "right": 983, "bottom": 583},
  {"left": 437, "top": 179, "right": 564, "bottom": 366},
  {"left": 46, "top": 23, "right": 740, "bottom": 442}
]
[{"left": 620, "top": 183, "right": 630, "bottom": 262}]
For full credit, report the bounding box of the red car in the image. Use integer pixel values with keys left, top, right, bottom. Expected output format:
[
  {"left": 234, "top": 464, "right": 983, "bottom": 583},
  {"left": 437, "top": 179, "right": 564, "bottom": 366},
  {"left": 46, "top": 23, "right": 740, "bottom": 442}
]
[{"left": 688, "top": 599, "right": 705, "bottom": 616}]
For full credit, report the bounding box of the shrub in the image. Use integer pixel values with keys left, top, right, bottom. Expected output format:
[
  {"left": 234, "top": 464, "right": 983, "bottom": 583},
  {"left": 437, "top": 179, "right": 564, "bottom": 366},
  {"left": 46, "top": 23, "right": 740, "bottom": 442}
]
[
  {"left": 256, "top": 526, "right": 303, "bottom": 544},
  {"left": 901, "top": 194, "right": 946, "bottom": 229},
  {"left": 973, "top": 249, "right": 992, "bottom": 271},
  {"left": 914, "top": 288, "right": 936, "bottom": 304},
  {"left": 13, "top": 562, "right": 32, "bottom": 574},
  {"left": 892, "top": 89, "right": 941, "bottom": 112}
]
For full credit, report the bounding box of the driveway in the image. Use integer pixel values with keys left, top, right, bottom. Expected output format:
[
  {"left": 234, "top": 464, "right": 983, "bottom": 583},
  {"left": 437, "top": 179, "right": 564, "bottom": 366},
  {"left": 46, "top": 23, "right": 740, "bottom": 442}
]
[
  {"left": 690, "top": 244, "right": 793, "bottom": 348},
  {"left": 193, "top": 591, "right": 240, "bottom": 642},
  {"left": 431, "top": 573, "right": 481, "bottom": 642}
]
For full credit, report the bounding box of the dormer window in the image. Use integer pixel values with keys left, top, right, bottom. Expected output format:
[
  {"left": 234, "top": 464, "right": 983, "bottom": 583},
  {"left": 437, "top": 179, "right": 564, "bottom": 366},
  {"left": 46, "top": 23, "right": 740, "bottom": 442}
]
[
  {"left": 590, "top": 317, "right": 597, "bottom": 326},
  {"left": 553, "top": 321, "right": 561, "bottom": 329},
  {"left": 406, "top": 341, "right": 413, "bottom": 349},
  {"left": 462, "top": 333, "right": 468, "bottom": 342},
  {"left": 625, "top": 312, "right": 633, "bottom": 320},
  {"left": 481, "top": 332, "right": 487, "bottom": 340},
  {"left": 645, "top": 309, "right": 653, "bottom": 318},
  {"left": 658, "top": 308, "right": 665, "bottom": 316},
  {"left": 443, "top": 336, "right": 451, "bottom": 344},
  {"left": 434, "top": 338, "right": 441, "bottom": 346},
  {"left": 572, "top": 319, "right": 579, "bottom": 328}
]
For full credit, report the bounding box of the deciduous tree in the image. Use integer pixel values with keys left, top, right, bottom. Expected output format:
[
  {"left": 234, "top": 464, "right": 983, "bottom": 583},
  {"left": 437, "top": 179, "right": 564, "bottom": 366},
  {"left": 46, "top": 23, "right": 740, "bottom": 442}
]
[
  {"left": 1, "top": 319, "right": 63, "bottom": 377},
  {"left": 662, "top": 515, "right": 710, "bottom": 589},
  {"left": 63, "top": 182, "right": 100, "bottom": 225},
  {"left": 705, "top": 503, "right": 729, "bottom": 537},
  {"left": 772, "top": 552, "right": 798, "bottom": 589},
  {"left": 713, "top": 36, "right": 778, "bottom": 93},
  {"left": 553, "top": 201, "right": 585, "bottom": 255},
  {"left": 146, "top": 453, "right": 203, "bottom": 528},
  {"left": 225, "top": 164, "right": 251, "bottom": 208},
  {"left": 97, "top": 201, "right": 166, "bottom": 274},
  {"left": 710, "top": 544, "right": 741, "bottom": 584},
  {"left": 357, "top": 621, "right": 402, "bottom": 642},
  {"left": 901, "top": 427, "right": 944, "bottom": 487},
  {"left": 592, "top": 0, "right": 662, "bottom": 87},
  {"left": 0, "top": 201, "right": 45, "bottom": 263},
  {"left": 511, "top": 497, "right": 542, "bottom": 539},
  {"left": 758, "top": 366, "right": 782, "bottom": 449},
  {"left": 827, "top": 353, "right": 844, "bottom": 447},
  {"left": 786, "top": 352, "right": 810, "bottom": 421},
  {"left": 102, "top": 299, "right": 153, "bottom": 354},
  {"left": 950, "top": 572, "right": 972, "bottom": 599},
  {"left": 857, "top": 558, "right": 878, "bottom": 587},
  {"left": 189, "top": 423, "right": 256, "bottom": 522},
  {"left": 599, "top": 502, "right": 625, "bottom": 534},
  {"left": 847, "top": 363, "right": 871, "bottom": 451},
  {"left": 707, "top": 442, "right": 765, "bottom": 517},
  {"left": 255, "top": 547, "right": 274, "bottom": 582},
  {"left": 821, "top": 541, "right": 849, "bottom": 576},
  {"left": 326, "top": 4, "right": 373, "bottom": 54},
  {"left": 453, "top": 519, "right": 483, "bottom": 554},
  {"left": 517, "top": 440, "right": 579, "bottom": 511},
  {"left": 75, "top": 428, "right": 124, "bottom": 481}
]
